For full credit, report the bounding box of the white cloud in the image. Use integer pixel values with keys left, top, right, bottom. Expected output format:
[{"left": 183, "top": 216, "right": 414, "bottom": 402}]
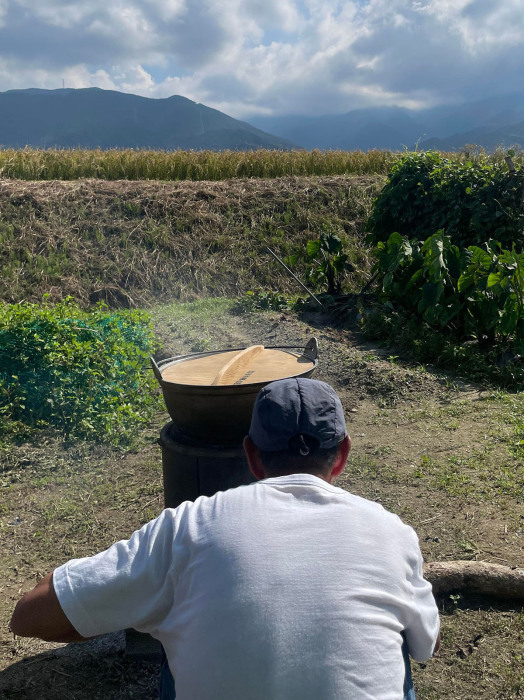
[
  {"left": 0, "top": 0, "right": 523, "bottom": 117},
  {"left": 62, "top": 67, "right": 117, "bottom": 90},
  {"left": 0, "top": 56, "right": 117, "bottom": 91},
  {"left": 118, "top": 64, "right": 156, "bottom": 92},
  {"left": 418, "top": 0, "right": 524, "bottom": 50},
  {"left": 143, "top": 0, "right": 185, "bottom": 23},
  {"left": 244, "top": 0, "right": 302, "bottom": 33},
  {"left": 15, "top": 0, "right": 105, "bottom": 29}
]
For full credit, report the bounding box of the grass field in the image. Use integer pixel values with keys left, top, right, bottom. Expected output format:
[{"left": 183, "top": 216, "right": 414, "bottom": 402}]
[{"left": 0, "top": 148, "right": 398, "bottom": 180}]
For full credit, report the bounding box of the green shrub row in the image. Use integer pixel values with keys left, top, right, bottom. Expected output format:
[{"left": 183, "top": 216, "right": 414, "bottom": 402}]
[
  {"left": 367, "top": 151, "right": 524, "bottom": 250},
  {"left": 0, "top": 299, "right": 158, "bottom": 443}
]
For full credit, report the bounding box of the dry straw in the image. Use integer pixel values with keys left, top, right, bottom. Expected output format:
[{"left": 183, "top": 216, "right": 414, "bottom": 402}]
[{"left": 0, "top": 176, "right": 380, "bottom": 306}]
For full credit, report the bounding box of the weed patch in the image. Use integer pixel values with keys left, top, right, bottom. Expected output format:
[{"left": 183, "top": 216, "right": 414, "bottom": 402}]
[
  {"left": 361, "top": 304, "right": 524, "bottom": 389},
  {"left": 234, "top": 289, "right": 292, "bottom": 313},
  {"left": 0, "top": 299, "right": 159, "bottom": 444}
]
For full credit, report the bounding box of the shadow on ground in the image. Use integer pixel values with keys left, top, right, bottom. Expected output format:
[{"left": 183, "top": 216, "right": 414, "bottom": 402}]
[{"left": 0, "top": 632, "right": 161, "bottom": 700}]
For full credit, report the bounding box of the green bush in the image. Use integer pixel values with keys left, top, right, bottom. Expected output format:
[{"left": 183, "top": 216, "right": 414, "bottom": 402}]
[
  {"left": 371, "top": 231, "right": 524, "bottom": 352},
  {"left": 0, "top": 298, "right": 158, "bottom": 443},
  {"left": 367, "top": 151, "right": 524, "bottom": 249}
]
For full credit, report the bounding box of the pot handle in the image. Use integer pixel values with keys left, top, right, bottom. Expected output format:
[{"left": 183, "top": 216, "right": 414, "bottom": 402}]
[
  {"left": 150, "top": 356, "right": 163, "bottom": 384},
  {"left": 301, "top": 337, "right": 318, "bottom": 362}
]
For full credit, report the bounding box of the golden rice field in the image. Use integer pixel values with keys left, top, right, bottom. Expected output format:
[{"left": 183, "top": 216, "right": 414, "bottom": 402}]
[{"left": 0, "top": 146, "right": 519, "bottom": 181}]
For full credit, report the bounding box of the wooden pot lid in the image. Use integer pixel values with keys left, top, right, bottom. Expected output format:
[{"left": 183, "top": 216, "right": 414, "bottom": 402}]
[{"left": 155, "top": 340, "right": 318, "bottom": 388}]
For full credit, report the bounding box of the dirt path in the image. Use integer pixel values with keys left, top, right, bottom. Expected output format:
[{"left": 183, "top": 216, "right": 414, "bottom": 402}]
[
  {"left": 1, "top": 304, "right": 522, "bottom": 699},
  {"left": 154, "top": 305, "right": 523, "bottom": 566}
]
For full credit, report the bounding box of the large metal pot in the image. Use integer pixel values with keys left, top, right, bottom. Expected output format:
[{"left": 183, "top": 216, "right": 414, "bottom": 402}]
[{"left": 151, "top": 339, "right": 318, "bottom": 445}]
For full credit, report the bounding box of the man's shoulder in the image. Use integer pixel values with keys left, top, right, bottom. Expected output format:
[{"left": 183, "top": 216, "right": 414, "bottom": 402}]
[
  {"left": 222, "top": 476, "right": 410, "bottom": 526},
  {"left": 165, "top": 477, "right": 414, "bottom": 536},
  {"left": 341, "top": 488, "right": 412, "bottom": 529}
]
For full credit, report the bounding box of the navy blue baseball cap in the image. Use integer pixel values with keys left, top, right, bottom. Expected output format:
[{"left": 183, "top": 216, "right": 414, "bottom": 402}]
[{"left": 249, "top": 378, "right": 347, "bottom": 452}]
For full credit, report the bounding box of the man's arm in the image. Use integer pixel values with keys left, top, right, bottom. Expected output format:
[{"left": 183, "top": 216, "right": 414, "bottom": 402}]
[
  {"left": 12, "top": 510, "right": 180, "bottom": 642},
  {"left": 10, "top": 572, "right": 91, "bottom": 643}
]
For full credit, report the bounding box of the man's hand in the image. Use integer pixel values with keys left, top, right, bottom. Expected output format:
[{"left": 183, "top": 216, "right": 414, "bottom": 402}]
[{"left": 10, "top": 572, "right": 90, "bottom": 643}]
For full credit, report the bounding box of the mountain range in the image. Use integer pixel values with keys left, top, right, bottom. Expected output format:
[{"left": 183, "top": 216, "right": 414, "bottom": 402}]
[
  {"left": 0, "top": 88, "right": 292, "bottom": 151},
  {"left": 250, "top": 92, "right": 524, "bottom": 152},
  {"left": 0, "top": 87, "right": 523, "bottom": 152}
]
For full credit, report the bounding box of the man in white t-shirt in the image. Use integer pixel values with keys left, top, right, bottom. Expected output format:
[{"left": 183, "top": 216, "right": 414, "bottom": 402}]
[{"left": 11, "top": 378, "right": 439, "bottom": 699}]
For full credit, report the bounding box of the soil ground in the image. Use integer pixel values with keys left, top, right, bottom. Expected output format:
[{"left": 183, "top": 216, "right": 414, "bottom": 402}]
[{"left": 1, "top": 302, "right": 523, "bottom": 699}]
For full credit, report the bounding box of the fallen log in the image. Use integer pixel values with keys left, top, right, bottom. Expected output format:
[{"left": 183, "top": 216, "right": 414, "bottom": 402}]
[{"left": 424, "top": 561, "right": 524, "bottom": 602}]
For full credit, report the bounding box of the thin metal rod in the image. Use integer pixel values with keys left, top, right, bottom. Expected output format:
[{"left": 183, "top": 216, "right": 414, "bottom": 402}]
[{"left": 266, "top": 247, "right": 324, "bottom": 308}]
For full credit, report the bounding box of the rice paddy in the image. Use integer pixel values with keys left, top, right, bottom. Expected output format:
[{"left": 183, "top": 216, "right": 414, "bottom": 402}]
[{"left": 0, "top": 146, "right": 518, "bottom": 182}]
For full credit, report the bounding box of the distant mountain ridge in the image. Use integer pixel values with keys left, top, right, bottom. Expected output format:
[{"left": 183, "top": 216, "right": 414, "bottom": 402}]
[
  {"left": 251, "top": 107, "right": 424, "bottom": 151},
  {"left": 0, "top": 88, "right": 294, "bottom": 151},
  {"left": 1, "top": 87, "right": 523, "bottom": 152},
  {"left": 421, "top": 122, "right": 524, "bottom": 152},
  {"left": 251, "top": 92, "right": 524, "bottom": 152}
]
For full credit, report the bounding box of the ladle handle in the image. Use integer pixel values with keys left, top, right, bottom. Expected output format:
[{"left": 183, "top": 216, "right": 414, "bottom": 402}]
[{"left": 211, "top": 345, "right": 264, "bottom": 386}]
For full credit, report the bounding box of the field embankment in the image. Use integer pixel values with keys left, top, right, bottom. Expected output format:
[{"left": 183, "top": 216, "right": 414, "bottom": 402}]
[{"left": 0, "top": 175, "right": 380, "bottom": 306}]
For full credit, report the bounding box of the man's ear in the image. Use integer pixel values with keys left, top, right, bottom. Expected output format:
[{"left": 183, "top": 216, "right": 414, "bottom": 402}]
[
  {"left": 328, "top": 435, "right": 351, "bottom": 481},
  {"left": 243, "top": 436, "right": 266, "bottom": 481}
]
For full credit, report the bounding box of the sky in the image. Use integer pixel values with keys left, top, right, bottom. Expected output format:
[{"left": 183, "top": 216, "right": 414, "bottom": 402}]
[{"left": 0, "top": 0, "right": 521, "bottom": 119}]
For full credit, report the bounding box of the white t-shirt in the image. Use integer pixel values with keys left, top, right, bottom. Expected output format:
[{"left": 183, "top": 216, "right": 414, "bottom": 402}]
[{"left": 53, "top": 474, "right": 439, "bottom": 700}]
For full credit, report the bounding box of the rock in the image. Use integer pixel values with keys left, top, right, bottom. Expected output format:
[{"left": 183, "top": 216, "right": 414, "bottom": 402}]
[{"left": 424, "top": 561, "right": 524, "bottom": 602}]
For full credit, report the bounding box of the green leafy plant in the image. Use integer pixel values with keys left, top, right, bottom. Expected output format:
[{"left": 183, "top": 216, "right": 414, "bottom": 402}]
[
  {"left": 373, "top": 231, "right": 465, "bottom": 331},
  {"left": 373, "top": 231, "right": 524, "bottom": 348},
  {"left": 365, "top": 232, "right": 524, "bottom": 386},
  {"left": 449, "top": 593, "right": 462, "bottom": 607},
  {"left": 458, "top": 244, "right": 524, "bottom": 348},
  {"left": 234, "top": 288, "right": 290, "bottom": 313},
  {"left": 298, "top": 232, "right": 354, "bottom": 295},
  {"left": 0, "top": 298, "right": 158, "bottom": 443}
]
